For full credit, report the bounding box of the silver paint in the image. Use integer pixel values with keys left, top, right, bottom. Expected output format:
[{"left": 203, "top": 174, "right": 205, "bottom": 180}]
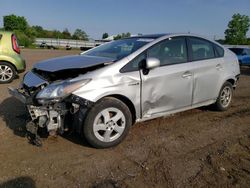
[
  {"left": 12, "top": 33, "right": 241, "bottom": 124},
  {"left": 72, "top": 33, "right": 240, "bottom": 121},
  {"left": 146, "top": 57, "right": 160, "bottom": 69}
]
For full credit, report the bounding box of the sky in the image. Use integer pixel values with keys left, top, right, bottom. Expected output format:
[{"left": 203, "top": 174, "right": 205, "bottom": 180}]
[{"left": 1, "top": 0, "right": 250, "bottom": 39}]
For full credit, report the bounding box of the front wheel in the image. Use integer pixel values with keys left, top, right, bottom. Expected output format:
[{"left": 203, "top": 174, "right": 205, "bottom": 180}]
[
  {"left": 83, "top": 97, "right": 132, "bottom": 148},
  {"left": 214, "top": 81, "right": 233, "bottom": 111}
]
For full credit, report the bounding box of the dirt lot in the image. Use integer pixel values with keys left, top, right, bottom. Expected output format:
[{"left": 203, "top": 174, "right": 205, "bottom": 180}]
[{"left": 0, "top": 49, "right": 249, "bottom": 188}]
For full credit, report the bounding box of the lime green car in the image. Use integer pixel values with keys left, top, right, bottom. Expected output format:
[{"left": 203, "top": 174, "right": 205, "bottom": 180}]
[{"left": 0, "top": 31, "right": 26, "bottom": 83}]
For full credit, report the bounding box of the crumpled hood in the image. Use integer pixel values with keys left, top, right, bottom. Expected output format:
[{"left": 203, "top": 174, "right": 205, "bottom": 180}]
[{"left": 33, "top": 55, "right": 115, "bottom": 72}]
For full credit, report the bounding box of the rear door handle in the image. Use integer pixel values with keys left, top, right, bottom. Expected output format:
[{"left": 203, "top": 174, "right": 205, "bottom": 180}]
[
  {"left": 216, "top": 64, "right": 222, "bottom": 70},
  {"left": 182, "top": 71, "right": 192, "bottom": 78}
]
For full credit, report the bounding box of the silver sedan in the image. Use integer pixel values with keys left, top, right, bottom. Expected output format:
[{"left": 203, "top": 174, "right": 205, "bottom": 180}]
[{"left": 9, "top": 33, "right": 240, "bottom": 148}]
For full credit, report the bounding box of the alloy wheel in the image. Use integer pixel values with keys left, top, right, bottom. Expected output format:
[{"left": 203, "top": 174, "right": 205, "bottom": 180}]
[
  {"left": 0, "top": 65, "right": 14, "bottom": 82},
  {"left": 220, "top": 86, "right": 232, "bottom": 108},
  {"left": 93, "top": 107, "right": 126, "bottom": 142}
]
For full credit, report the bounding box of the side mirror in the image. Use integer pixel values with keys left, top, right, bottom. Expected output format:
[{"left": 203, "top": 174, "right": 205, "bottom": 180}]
[{"left": 146, "top": 57, "right": 160, "bottom": 70}]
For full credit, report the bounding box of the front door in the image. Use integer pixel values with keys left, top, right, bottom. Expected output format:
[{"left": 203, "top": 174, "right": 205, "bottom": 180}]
[{"left": 141, "top": 37, "right": 193, "bottom": 118}]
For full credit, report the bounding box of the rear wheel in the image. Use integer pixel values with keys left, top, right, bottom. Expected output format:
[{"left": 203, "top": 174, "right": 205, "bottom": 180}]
[
  {"left": 83, "top": 97, "right": 132, "bottom": 148},
  {"left": 214, "top": 81, "right": 233, "bottom": 111},
  {"left": 0, "top": 62, "right": 16, "bottom": 83}
]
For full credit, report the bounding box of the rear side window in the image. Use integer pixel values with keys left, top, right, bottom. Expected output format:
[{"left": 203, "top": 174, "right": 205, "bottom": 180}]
[
  {"left": 189, "top": 37, "right": 215, "bottom": 61},
  {"left": 214, "top": 44, "right": 224, "bottom": 57}
]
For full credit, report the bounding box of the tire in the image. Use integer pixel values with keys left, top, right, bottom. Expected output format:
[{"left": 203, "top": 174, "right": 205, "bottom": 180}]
[
  {"left": 83, "top": 97, "right": 132, "bottom": 148},
  {"left": 0, "top": 62, "right": 16, "bottom": 84},
  {"left": 214, "top": 81, "right": 233, "bottom": 111}
]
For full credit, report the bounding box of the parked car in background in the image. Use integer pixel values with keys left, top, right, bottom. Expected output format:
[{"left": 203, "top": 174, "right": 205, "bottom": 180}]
[
  {"left": 0, "top": 31, "right": 26, "bottom": 83},
  {"left": 39, "top": 42, "right": 58, "bottom": 50},
  {"left": 9, "top": 34, "right": 240, "bottom": 148},
  {"left": 39, "top": 42, "right": 47, "bottom": 48},
  {"left": 66, "top": 45, "right": 72, "bottom": 50},
  {"left": 229, "top": 47, "right": 250, "bottom": 67}
]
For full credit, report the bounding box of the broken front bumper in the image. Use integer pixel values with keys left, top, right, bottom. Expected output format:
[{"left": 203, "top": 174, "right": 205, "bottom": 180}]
[
  {"left": 8, "top": 87, "right": 32, "bottom": 104},
  {"left": 9, "top": 86, "right": 68, "bottom": 130}
]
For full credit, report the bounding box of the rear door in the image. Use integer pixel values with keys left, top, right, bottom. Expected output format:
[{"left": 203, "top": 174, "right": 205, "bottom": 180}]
[
  {"left": 187, "top": 37, "right": 224, "bottom": 105},
  {"left": 140, "top": 37, "right": 193, "bottom": 117}
]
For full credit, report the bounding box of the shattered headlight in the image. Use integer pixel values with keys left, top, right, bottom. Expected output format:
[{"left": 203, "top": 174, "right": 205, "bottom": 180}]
[{"left": 36, "top": 79, "right": 91, "bottom": 101}]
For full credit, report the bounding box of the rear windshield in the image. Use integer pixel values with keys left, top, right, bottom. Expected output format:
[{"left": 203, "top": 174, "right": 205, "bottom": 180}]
[
  {"left": 84, "top": 38, "right": 154, "bottom": 60},
  {"left": 229, "top": 48, "right": 244, "bottom": 55}
]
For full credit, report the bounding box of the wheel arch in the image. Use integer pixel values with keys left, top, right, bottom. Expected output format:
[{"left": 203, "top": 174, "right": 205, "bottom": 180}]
[
  {"left": 226, "top": 78, "right": 236, "bottom": 88},
  {"left": 215, "top": 77, "right": 236, "bottom": 99},
  {"left": 0, "top": 58, "right": 18, "bottom": 72},
  {"left": 103, "top": 94, "right": 137, "bottom": 124}
]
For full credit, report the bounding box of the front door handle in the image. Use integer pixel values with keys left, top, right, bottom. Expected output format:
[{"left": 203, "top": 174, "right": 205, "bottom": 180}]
[{"left": 182, "top": 71, "right": 192, "bottom": 78}]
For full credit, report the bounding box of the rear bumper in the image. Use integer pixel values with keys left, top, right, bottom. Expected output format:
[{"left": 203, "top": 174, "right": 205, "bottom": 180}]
[
  {"left": 17, "top": 59, "right": 26, "bottom": 73},
  {"left": 15, "top": 56, "right": 26, "bottom": 73}
]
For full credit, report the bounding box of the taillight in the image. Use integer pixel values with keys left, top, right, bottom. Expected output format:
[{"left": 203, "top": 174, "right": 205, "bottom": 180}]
[{"left": 11, "top": 34, "right": 20, "bottom": 54}]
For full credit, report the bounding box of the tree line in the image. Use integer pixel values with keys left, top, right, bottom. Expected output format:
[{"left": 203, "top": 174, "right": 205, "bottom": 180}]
[
  {"left": 1, "top": 14, "right": 88, "bottom": 47},
  {"left": 224, "top": 13, "right": 250, "bottom": 45},
  {"left": 1, "top": 13, "right": 250, "bottom": 47}
]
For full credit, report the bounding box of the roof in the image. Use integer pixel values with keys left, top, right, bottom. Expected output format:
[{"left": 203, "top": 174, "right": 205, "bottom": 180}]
[
  {"left": 129, "top": 34, "right": 167, "bottom": 39},
  {"left": 229, "top": 47, "right": 250, "bottom": 49}
]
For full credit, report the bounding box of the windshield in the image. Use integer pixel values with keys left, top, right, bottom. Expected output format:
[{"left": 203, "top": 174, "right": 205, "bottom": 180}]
[
  {"left": 84, "top": 38, "right": 154, "bottom": 60},
  {"left": 229, "top": 48, "right": 244, "bottom": 55}
]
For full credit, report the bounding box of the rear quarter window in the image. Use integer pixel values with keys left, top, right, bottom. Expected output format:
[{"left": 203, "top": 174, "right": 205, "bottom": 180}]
[{"left": 214, "top": 44, "right": 224, "bottom": 57}]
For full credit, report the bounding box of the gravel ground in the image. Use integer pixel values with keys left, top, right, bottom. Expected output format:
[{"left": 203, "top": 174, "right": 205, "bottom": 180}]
[{"left": 0, "top": 49, "right": 249, "bottom": 188}]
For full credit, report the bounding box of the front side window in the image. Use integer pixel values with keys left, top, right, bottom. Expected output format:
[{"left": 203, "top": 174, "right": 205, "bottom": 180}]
[
  {"left": 189, "top": 37, "right": 215, "bottom": 61},
  {"left": 84, "top": 38, "right": 154, "bottom": 61},
  {"left": 147, "top": 37, "right": 188, "bottom": 66}
]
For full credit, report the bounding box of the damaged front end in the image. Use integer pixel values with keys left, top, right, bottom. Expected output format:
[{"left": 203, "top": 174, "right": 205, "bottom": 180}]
[
  {"left": 8, "top": 70, "right": 93, "bottom": 146},
  {"left": 8, "top": 55, "right": 115, "bottom": 146}
]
